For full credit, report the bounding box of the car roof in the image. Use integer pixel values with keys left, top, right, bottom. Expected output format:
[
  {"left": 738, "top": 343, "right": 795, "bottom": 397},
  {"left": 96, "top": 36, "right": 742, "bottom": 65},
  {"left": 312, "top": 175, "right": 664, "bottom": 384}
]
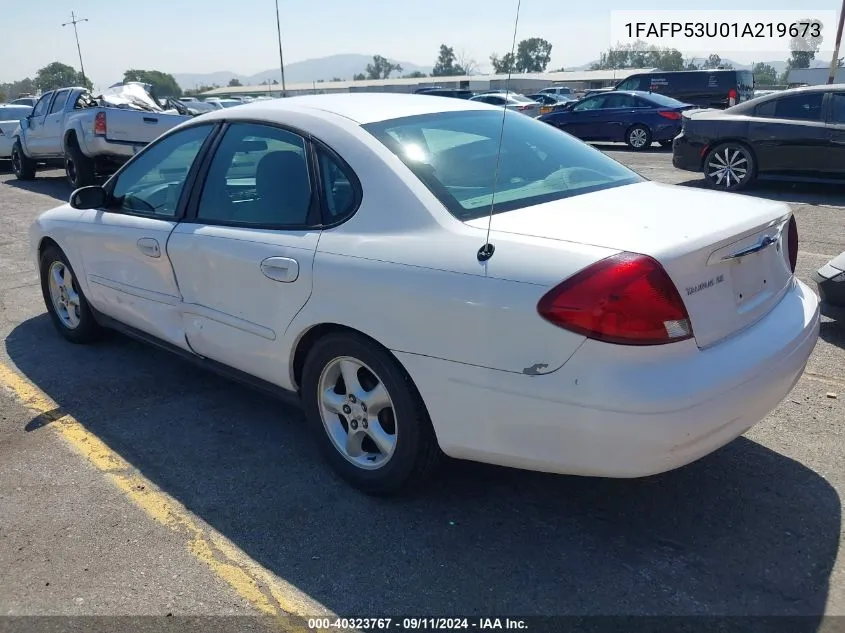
[{"left": 196, "top": 92, "right": 489, "bottom": 125}]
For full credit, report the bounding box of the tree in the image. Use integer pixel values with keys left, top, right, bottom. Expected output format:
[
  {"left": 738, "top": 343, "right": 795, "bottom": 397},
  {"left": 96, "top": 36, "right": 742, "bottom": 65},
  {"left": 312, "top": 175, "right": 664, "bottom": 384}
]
[
  {"left": 752, "top": 62, "right": 778, "bottom": 85},
  {"left": 590, "top": 41, "right": 684, "bottom": 71},
  {"left": 702, "top": 53, "right": 731, "bottom": 69},
  {"left": 123, "top": 70, "right": 182, "bottom": 97},
  {"left": 353, "top": 73, "right": 366, "bottom": 81},
  {"left": 228, "top": 78, "right": 242, "bottom": 87},
  {"left": 490, "top": 52, "right": 516, "bottom": 74},
  {"left": 34, "top": 62, "right": 91, "bottom": 92},
  {"left": 456, "top": 49, "right": 478, "bottom": 75},
  {"left": 402, "top": 71, "right": 428, "bottom": 78},
  {"left": 365, "top": 55, "right": 402, "bottom": 80},
  {"left": 432, "top": 44, "right": 463, "bottom": 76},
  {"left": 515, "top": 37, "right": 553, "bottom": 72},
  {"left": 0, "top": 89, "right": 5, "bottom": 102},
  {"left": 786, "top": 18, "right": 824, "bottom": 70}
]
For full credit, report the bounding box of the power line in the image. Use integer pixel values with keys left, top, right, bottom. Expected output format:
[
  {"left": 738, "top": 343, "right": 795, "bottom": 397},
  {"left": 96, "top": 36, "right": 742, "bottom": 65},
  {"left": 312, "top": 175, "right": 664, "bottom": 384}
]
[{"left": 62, "top": 11, "right": 89, "bottom": 85}]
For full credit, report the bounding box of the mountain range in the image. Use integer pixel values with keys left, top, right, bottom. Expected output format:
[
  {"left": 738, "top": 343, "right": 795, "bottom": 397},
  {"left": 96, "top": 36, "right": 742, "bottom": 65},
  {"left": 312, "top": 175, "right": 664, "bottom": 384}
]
[
  {"left": 173, "top": 53, "right": 834, "bottom": 90},
  {"left": 173, "top": 54, "right": 432, "bottom": 89}
]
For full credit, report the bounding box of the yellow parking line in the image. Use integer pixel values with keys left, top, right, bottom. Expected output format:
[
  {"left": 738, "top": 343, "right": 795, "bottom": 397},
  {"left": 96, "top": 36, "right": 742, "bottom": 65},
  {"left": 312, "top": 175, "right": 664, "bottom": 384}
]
[{"left": 0, "top": 360, "right": 331, "bottom": 630}]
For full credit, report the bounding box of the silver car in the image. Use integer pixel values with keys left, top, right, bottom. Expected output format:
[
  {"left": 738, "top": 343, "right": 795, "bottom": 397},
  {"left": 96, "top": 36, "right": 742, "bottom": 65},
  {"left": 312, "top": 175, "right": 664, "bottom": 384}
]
[{"left": 469, "top": 92, "right": 541, "bottom": 117}]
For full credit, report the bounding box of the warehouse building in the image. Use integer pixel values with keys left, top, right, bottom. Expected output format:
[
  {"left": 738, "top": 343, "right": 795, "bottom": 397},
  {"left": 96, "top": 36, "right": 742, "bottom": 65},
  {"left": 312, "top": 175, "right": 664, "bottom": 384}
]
[
  {"left": 786, "top": 67, "right": 845, "bottom": 86},
  {"left": 198, "top": 68, "right": 657, "bottom": 98}
]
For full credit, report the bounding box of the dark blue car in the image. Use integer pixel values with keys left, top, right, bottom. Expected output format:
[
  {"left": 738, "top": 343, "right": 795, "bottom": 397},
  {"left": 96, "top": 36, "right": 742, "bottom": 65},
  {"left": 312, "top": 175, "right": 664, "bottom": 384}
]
[{"left": 537, "top": 90, "right": 696, "bottom": 151}]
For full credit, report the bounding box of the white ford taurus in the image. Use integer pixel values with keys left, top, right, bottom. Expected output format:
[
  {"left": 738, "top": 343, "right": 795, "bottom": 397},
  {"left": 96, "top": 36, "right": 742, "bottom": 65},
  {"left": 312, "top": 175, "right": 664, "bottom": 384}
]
[{"left": 29, "top": 93, "right": 820, "bottom": 494}]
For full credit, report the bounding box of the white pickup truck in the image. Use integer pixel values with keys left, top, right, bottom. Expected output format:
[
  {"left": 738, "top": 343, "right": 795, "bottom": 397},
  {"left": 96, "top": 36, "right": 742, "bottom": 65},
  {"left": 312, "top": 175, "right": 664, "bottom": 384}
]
[{"left": 11, "top": 86, "right": 193, "bottom": 188}]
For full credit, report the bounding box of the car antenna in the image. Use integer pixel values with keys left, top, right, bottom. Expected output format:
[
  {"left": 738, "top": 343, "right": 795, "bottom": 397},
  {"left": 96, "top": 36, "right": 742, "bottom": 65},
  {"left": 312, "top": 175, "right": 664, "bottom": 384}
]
[{"left": 477, "top": 0, "right": 522, "bottom": 263}]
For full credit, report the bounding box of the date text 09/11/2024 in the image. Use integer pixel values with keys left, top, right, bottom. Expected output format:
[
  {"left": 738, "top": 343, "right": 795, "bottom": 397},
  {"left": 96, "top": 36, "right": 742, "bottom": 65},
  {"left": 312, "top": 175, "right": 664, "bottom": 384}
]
[
  {"left": 623, "top": 21, "right": 822, "bottom": 39},
  {"left": 307, "top": 618, "right": 528, "bottom": 630}
]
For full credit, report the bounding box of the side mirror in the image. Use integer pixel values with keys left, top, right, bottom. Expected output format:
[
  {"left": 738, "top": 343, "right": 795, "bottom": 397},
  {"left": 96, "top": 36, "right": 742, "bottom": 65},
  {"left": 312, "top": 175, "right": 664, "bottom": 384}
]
[{"left": 69, "top": 186, "right": 108, "bottom": 210}]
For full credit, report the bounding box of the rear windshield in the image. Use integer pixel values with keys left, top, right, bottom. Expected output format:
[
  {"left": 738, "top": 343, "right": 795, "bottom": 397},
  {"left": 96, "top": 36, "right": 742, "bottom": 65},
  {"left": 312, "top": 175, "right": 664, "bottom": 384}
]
[
  {"left": 362, "top": 110, "right": 643, "bottom": 221},
  {"left": 640, "top": 92, "right": 689, "bottom": 107}
]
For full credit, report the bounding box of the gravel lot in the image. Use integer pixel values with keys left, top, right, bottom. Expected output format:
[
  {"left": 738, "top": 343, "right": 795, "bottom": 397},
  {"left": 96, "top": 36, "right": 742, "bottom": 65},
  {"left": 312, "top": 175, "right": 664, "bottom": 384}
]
[{"left": 0, "top": 146, "right": 843, "bottom": 624}]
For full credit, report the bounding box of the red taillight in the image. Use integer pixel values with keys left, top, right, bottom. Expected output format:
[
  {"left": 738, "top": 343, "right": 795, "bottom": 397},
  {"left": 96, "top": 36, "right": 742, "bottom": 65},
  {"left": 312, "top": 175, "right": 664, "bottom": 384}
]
[
  {"left": 537, "top": 252, "right": 693, "bottom": 346},
  {"left": 787, "top": 215, "right": 798, "bottom": 273},
  {"left": 658, "top": 110, "right": 681, "bottom": 120},
  {"left": 94, "top": 111, "right": 106, "bottom": 135},
  {"left": 728, "top": 88, "right": 737, "bottom": 99}
]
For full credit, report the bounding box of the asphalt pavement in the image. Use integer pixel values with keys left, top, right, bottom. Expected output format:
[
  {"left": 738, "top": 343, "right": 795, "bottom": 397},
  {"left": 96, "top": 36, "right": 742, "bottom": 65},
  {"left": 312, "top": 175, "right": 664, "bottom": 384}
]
[{"left": 0, "top": 147, "right": 843, "bottom": 627}]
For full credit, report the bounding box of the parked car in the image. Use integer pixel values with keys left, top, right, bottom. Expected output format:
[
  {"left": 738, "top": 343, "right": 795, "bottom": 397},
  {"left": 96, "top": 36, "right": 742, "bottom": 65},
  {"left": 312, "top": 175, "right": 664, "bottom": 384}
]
[
  {"left": 29, "top": 93, "right": 819, "bottom": 494},
  {"left": 539, "top": 86, "right": 575, "bottom": 97},
  {"left": 538, "top": 90, "right": 696, "bottom": 150},
  {"left": 11, "top": 86, "right": 193, "bottom": 188},
  {"left": 416, "top": 88, "right": 476, "bottom": 100},
  {"left": 614, "top": 69, "right": 754, "bottom": 109},
  {"left": 10, "top": 96, "right": 38, "bottom": 107},
  {"left": 469, "top": 92, "right": 541, "bottom": 117},
  {"left": 813, "top": 251, "right": 845, "bottom": 324},
  {"left": 672, "top": 84, "right": 845, "bottom": 190},
  {"left": 0, "top": 104, "right": 34, "bottom": 159},
  {"left": 526, "top": 93, "right": 576, "bottom": 115}
]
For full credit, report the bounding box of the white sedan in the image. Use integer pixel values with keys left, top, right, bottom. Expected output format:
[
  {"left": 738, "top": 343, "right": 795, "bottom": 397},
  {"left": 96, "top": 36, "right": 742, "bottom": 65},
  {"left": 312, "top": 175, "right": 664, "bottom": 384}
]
[
  {"left": 29, "top": 94, "right": 820, "bottom": 494},
  {"left": 0, "top": 104, "right": 33, "bottom": 158}
]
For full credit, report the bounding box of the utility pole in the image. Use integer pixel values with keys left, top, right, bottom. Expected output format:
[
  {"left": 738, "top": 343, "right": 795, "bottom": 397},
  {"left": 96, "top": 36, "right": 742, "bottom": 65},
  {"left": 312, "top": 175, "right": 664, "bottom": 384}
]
[
  {"left": 274, "top": 0, "right": 287, "bottom": 96},
  {"left": 62, "top": 11, "right": 89, "bottom": 85},
  {"left": 828, "top": 0, "right": 845, "bottom": 84}
]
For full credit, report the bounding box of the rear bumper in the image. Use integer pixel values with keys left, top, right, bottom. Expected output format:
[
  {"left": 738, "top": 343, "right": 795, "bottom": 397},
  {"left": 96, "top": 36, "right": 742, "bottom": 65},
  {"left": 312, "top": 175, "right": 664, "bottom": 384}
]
[
  {"left": 672, "top": 133, "right": 706, "bottom": 172},
  {"left": 397, "top": 279, "right": 820, "bottom": 478}
]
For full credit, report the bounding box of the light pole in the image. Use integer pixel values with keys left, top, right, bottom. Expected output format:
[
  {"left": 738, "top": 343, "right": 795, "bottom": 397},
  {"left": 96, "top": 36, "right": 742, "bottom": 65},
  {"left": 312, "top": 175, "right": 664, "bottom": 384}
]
[
  {"left": 62, "top": 11, "right": 89, "bottom": 85},
  {"left": 274, "top": 0, "right": 287, "bottom": 96},
  {"left": 827, "top": 0, "right": 845, "bottom": 84}
]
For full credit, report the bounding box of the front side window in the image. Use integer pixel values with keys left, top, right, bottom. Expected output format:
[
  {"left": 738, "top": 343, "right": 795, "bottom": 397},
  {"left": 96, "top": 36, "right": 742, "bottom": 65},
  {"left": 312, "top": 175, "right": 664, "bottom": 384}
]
[
  {"left": 110, "top": 124, "right": 214, "bottom": 217},
  {"left": 31, "top": 93, "right": 52, "bottom": 118},
  {"left": 603, "top": 94, "right": 637, "bottom": 109},
  {"left": 754, "top": 93, "right": 824, "bottom": 121},
  {"left": 363, "top": 110, "right": 642, "bottom": 221},
  {"left": 196, "top": 123, "right": 312, "bottom": 227}
]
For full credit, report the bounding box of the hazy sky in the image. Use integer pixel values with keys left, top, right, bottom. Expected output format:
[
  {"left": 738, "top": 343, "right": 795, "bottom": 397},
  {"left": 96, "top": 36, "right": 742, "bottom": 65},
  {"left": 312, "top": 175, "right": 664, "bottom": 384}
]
[{"left": 1, "top": 0, "right": 840, "bottom": 89}]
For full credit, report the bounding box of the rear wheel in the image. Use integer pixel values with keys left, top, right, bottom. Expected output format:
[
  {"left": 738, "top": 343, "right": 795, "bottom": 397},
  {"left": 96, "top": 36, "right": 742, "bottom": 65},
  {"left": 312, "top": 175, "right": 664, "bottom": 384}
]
[
  {"left": 11, "top": 141, "right": 36, "bottom": 180},
  {"left": 301, "top": 332, "right": 443, "bottom": 495},
  {"left": 626, "top": 124, "right": 652, "bottom": 151},
  {"left": 703, "top": 142, "right": 755, "bottom": 191},
  {"left": 65, "top": 143, "right": 96, "bottom": 188}
]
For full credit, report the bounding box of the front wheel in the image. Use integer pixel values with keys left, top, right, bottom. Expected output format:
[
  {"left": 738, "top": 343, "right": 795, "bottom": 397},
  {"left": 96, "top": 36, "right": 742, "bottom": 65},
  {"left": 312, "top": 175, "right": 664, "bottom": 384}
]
[
  {"left": 39, "top": 245, "right": 102, "bottom": 344},
  {"left": 703, "top": 142, "right": 755, "bottom": 191},
  {"left": 626, "top": 124, "right": 652, "bottom": 150},
  {"left": 301, "top": 332, "right": 443, "bottom": 495},
  {"left": 11, "top": 141, "right": 36, "bottom": 180}
]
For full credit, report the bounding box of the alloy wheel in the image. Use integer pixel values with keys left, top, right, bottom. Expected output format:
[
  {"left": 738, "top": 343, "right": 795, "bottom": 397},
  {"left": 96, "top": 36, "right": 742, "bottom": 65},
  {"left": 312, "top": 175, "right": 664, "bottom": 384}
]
[
  {"left": 47, "top": 261, "right": 82, "bottom": 329},
  {"left": 317, "top": 356, "right": 397, "bottom": 470},
  {"left": 629, "top": 128, "right": 649, "bottom": 148},
  {"left": 707, "top": 146, "right": 749, "bottom": 188}
]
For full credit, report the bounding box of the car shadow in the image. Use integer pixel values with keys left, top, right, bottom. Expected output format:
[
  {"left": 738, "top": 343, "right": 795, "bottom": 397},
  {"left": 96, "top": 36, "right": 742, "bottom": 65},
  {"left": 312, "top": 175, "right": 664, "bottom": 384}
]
[
  {"left": 592, "top": 142, "right": 672, "bottom": 153},
  {"left": 820, "top": 320, "right": 845, "bottom": 348},
  {"left": 5, "top": 315, "right": 841, "bottom": 622},
  {"left": 676, "top": 178, "right": 845, "bottom": 207},
  {"left": 3, "top": 174, "right": 72, "bottom": 203}
]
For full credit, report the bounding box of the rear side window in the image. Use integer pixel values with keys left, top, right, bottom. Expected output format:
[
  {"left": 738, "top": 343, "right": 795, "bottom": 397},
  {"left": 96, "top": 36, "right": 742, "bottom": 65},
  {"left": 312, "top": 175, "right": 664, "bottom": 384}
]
[
  {"left": 362, "top": 109, "right": 642, "bottom": 221},
  {"left": 754, "top": 93, "right": 824, "bottom": 121},
  {"left": 317, "top": 148, "right": 358, "bottom": 223},
  {"left": 49, "top": 90, "right": 70, "bottom": 114},
  {"left": 830, "top": 94, "right": 845, "bottom": 124}
]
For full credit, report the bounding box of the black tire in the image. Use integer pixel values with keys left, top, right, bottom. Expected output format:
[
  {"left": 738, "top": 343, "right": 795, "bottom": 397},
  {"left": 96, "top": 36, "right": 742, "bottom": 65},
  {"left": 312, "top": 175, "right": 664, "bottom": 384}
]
[
  {"left": 39, "top": 245, "right": 102, "bottom": 344},
  {"left": 703, "top": 142, "right": 756, "bottom": 191},
  {"left": 65, "top": 142, "right": 96, "bottom": 188},
  {"left": 625, "top": 124, "right": 652, "bottom": 151},
  {"left": 11, "top": 141, "right": 36, "bottom": 180},
  {"left": 301, "top": 332, "right": 443, "bottom": 495}
]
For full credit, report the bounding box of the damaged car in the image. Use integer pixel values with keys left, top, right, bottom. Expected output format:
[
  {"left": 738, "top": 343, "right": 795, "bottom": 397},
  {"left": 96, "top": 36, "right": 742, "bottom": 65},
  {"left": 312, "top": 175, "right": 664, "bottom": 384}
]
[{"left": 11, "top": 82, "right": 198, "bottom": 188}]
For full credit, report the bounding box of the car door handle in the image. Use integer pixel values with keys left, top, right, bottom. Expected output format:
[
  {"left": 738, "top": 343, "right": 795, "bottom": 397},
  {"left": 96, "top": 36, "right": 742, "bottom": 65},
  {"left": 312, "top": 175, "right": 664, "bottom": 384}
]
[
  {"left": 143, "top": 117, "right": 159, "bottom": 124},
  {"left": 260, "top": 256, "right": 299, "bottom": 283},
  {"left": 137, "top": 237, "right": 161, "bottom": 258}
]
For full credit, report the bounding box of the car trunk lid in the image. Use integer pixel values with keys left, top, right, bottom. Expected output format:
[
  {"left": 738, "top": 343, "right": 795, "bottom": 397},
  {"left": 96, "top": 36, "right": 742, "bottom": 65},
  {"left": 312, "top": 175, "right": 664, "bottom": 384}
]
[{"left": 465, "top": 181, "right": 795, "bottom": 349}]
